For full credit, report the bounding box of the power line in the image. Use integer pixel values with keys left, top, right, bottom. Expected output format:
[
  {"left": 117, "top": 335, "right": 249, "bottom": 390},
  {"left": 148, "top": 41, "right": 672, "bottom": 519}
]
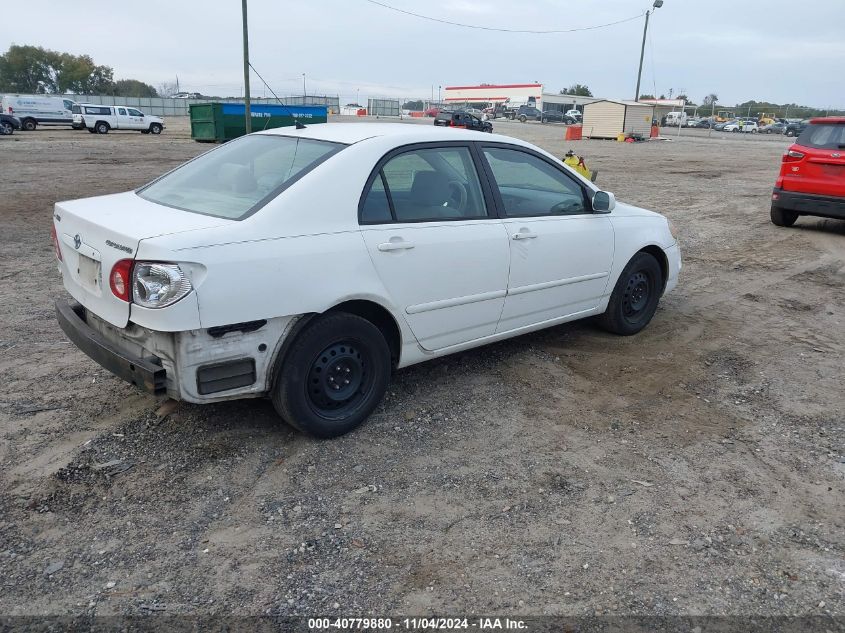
[{"left": 363, "top": 0, "right": 644, "bottom": 34}]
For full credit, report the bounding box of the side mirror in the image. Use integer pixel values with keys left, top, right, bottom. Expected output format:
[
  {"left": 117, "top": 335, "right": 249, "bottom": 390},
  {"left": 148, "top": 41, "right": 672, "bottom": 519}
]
[{"left": 592, "top": 191, "right": 616, "bottom": 213}]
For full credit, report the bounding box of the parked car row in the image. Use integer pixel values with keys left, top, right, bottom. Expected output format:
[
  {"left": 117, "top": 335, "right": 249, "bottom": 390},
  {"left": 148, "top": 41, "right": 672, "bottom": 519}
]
[
  {"left": 0, "top": 94, "right": 165, "bottom": 135},
  {"left": 676, "top": 113, "right": 810, "bottom": 136}
]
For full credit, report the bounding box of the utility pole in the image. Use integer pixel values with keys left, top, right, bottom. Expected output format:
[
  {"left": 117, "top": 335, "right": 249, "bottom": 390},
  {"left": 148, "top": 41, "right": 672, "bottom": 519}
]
[
  {"left": 241, "top": 0, "right": 251, "bottom": 133},
  {"left": 303, "top": 74, "right": 306, "bottom": 101},
  {"left": 635, "top": 0, "right": 663, "bottom": 101}
]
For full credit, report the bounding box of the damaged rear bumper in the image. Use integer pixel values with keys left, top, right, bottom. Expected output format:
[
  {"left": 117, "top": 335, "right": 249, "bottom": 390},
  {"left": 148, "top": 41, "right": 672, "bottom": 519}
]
[
  {"left": 56, "top": 300, "right": 166, "bottom": 394},
  {"left": 56, "top": 299, "right": 299, "bottom": 403}
]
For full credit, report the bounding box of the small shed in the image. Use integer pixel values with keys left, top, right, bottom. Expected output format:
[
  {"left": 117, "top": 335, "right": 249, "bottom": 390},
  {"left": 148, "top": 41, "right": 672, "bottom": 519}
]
[{"left": 581, "top": 100, "right": 655, "bottom": 139}]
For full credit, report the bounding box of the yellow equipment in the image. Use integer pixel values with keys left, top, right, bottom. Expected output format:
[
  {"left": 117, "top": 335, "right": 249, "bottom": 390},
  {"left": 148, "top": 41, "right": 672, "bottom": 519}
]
[{"left": 563, "top": 150, "right": 597, "bottom": 182}]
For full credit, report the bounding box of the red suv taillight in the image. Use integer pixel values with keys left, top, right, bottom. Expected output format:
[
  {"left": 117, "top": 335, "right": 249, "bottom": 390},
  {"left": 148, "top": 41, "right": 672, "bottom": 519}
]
[
  {"left": 50, "top": 225, "right": 63, "bottom": 262},
  {"left": 110, "top": 259, "right": 133, "bottom": 302},
  {"left": 782, "top": 149, "right": 805, "bottom": 163}
]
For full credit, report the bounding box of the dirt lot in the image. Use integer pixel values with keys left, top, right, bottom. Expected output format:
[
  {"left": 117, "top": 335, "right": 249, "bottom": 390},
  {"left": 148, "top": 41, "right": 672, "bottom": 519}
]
[{"left": 0, "top": 117, "right": 843, "bottom": 621}]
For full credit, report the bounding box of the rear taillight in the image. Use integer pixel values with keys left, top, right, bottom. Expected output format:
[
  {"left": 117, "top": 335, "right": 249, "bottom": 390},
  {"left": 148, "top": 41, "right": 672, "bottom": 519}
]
[
  {"left": 110, "top": 259, "right": 133, "bottom": 302},
  {"left": 50, "top": 225, "right": 63, "bottom": 262},
  {"left": 783, "top": 149, "right": 805, "bottom": 162}
]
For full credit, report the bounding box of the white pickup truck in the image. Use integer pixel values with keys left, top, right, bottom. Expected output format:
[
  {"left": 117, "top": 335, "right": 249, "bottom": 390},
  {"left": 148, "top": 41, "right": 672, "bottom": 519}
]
[{"left": 79, "top": 105, "right": 164, "bottom": 135}]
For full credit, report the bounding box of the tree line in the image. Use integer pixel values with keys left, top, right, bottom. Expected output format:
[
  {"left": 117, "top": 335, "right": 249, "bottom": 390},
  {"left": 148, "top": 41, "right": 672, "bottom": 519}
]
[{"left": 0, "top": 45, "right": 160, "bottom": 97}]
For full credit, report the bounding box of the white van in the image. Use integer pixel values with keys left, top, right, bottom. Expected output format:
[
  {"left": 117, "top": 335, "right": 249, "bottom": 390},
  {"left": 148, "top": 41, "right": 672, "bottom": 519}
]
[
  {"left": 81, "top": 105, "right": 165, "bottom": 135},
  {"left": 664, "top": 111, "right": 687, "bottom": 126},
  {"left": 0, "top": 94, "right": 76, "bottom": 130}
]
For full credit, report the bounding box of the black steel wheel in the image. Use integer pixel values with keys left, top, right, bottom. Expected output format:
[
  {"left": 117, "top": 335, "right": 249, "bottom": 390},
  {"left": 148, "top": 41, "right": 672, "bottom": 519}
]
[
  {"left": 272, "top": 312, "right": 391, "bottom": 438},
  {"left": 598, "top": 252, "right": 663, "bottom": 335}
]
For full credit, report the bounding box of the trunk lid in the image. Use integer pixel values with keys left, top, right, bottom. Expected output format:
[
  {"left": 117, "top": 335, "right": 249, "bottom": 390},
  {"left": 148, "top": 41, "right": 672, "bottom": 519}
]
[{"left": 54, "top": 191, "right": 230, "bottom": 327}]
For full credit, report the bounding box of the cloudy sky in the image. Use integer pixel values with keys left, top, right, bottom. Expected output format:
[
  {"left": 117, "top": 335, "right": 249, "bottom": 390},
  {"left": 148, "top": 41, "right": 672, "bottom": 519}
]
[{"left": 2, "top": 0, "right": 843, "bottom": 107}]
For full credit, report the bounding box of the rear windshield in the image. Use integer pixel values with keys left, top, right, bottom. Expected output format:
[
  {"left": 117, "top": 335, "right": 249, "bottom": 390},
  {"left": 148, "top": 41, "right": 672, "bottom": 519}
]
[
  {"left": 72, "top": 105, "right": 81, "bottom": 114},
  {"left": 798, "top": 123, "right": 845, "bottom": 149},
  {"left": 137, "top": 135, "right": 344, "bottom": 220}
]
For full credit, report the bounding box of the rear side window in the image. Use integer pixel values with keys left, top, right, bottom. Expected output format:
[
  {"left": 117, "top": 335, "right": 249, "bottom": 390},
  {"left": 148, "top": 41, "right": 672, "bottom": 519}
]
[
  {"left": 360, "top": 146, "right": 488, "bottom": 223},
  {"left": 84, "top": 106, "right": 111, "bottom": 115},
  {"left": 798, "top": 123, "right": 845, "bottom": 149}
]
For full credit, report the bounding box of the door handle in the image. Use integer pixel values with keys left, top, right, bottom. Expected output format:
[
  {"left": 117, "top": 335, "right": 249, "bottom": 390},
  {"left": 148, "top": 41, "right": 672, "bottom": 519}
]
[
  {"left": 512, "top": 230, "right": 537, "bottom": 240},
  {"left": 377, "top": 240, "right": 415, "bottom": 252}
]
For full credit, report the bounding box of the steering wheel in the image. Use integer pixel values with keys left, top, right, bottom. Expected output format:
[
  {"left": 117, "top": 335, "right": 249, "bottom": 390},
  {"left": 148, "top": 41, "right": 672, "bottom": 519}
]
[
  {"left": 550, "top": 199, "right": 582, "bottom": 215},
  {"left": 447, "top": 181, "right": 468, "bottom": 211}
]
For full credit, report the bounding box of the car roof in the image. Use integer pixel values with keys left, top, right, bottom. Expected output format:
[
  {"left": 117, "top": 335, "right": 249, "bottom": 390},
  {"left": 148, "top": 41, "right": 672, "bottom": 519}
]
[
  {"left": 256, "top": 122, "right": 508, "bottom": 146},
  {"left": 809, "top": 117, "right": 845, "bottom": 124}
]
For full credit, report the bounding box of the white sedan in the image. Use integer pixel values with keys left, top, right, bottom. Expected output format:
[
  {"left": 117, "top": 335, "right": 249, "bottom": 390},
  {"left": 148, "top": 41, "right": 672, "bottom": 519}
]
[{"left": 53, "top": 123, "right": 681, "bottom": 437}]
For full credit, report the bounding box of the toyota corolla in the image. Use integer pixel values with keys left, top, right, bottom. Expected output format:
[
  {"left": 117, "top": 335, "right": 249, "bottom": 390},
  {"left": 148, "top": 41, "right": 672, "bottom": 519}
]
[{"left": 53, "top": 123, "right": 681, "bottom": 437}]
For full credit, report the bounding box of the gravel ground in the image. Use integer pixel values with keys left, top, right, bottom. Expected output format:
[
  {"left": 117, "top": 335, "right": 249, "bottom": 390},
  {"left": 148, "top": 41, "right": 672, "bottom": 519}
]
[{"left": 0, "top": 117, "right": 843, "bottom": 621}]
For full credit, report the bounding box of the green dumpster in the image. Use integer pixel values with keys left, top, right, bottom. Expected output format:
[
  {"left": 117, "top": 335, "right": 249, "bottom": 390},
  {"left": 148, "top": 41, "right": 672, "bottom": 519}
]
[{"left": 189, "top": 102, "right": 328, "bottom": 142}]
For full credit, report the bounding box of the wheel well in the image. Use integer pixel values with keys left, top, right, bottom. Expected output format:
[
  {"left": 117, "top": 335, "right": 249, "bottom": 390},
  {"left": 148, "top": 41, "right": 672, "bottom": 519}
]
[
  {"left": 639, "top": 245, "right": 668, "bottom": 291},
  {"left": 96, "top": 120, "right": 109, "bottom": 128},
  {"left": 328, "top": 300, "right": 401, "bottom": 367}
]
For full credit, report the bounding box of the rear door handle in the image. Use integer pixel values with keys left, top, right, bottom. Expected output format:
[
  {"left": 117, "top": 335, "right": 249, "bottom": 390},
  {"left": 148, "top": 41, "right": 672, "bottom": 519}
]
[
  {"left": 377, "top": 240, "right": 415, "bottom": 252},
  {"left": 512, "top": 231, "right": 537, "bottom": 240}
]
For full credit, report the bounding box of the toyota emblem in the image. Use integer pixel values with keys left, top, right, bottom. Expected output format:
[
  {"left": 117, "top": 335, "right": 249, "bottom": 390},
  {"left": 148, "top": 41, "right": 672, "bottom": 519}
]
[
  {"left": 73, "top": 234, "right": 81, "bottom": 249},
  {"left": 832, "top": 153, "right": 842, "bottom": 158}
]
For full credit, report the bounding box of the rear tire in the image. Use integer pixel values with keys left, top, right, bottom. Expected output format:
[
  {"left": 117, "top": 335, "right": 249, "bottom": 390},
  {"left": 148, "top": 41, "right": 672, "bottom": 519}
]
[
  {"left": 22, "top": 118, "right": 36, "bottom": 131},
  {"left": 598, "top": 252, "right": 663, "bottom": 336},
  {"left": 770, "top": 205, "right": 798, "bottom": 227},
  {"left": 519, "top": 115, "right": 527, "bottom": 123},
  {"left": 87, "top": 128, "right": 96, "bottom": 133},
  {"left": 271, "top": 312, "right": 391, "bottom": 438},
  {"left": 96, "top": 121, "right": 109, "bottom": 134},
  {"left": 785, "top": 129, "right": 795, "bottom": 137}
]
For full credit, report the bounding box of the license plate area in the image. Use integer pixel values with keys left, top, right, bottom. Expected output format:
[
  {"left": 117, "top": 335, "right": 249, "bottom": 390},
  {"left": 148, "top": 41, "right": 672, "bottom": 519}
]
[{"left": 77, "top": 254, "right": 102, "bottom": 292}]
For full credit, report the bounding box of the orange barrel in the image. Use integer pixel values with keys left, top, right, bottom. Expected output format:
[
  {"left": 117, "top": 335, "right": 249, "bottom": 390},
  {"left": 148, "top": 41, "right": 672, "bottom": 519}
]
[
  {"left": 565, "top": 125, "right": 583, "bottom": 141},
  {"left": 650, "top": 125, "right": 659, "bottom": 137}
]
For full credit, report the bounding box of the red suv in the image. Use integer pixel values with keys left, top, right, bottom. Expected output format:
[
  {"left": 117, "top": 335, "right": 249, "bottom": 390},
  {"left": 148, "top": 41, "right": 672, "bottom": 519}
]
[{"left": 771, "top": 117, "right": 845, "bottom": 226}]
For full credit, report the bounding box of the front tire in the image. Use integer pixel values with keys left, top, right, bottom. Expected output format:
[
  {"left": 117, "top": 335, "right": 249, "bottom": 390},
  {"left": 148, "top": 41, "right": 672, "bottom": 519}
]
[
  {"left": 149, "top": 123, "right": 162, "bottom": 134},
  {"left": 598, "top": 252, "right": 663, "bottom": 336},
  {"left": 770, "top": 205, "right": 798, "bottom": 227},
  {"left": 271, "top": 313, "right": 391, "bottom": 438},
  {"left": 0, "top": 121, "right": 13, "bottom": 135},
  {"left": 22, "top": 119, "right": 36, "bottom": 131},
  {"left": 519, "top": 115, "right": 527, "bottom": 123}
]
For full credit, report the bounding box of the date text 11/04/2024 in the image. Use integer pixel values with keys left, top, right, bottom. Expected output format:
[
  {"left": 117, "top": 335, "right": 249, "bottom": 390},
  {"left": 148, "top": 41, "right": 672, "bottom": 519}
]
[{"left": 308, "top": 618, "right": 527, "bottom": 630}]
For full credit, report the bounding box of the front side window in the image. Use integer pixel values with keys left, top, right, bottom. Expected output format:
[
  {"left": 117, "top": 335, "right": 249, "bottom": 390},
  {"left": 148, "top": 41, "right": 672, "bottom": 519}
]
[
  {"left": 361, "top": 146, "right": 487, "bottom": 223},
  {"left": 127, "top": 108, "right": 143, "bottom": 117},
  {"left": 138, "top": 135, "right": 344, "bottom": 219},
  {"left": 482, "top": 147, "right": 588, "bottom": 217}
]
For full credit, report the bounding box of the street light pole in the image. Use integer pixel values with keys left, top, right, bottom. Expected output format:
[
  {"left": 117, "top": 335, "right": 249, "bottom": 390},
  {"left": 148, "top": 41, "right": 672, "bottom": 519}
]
[
  {"left": 302, "top": 73, "right": 306, "bottom": 101},
  {"left": 634, "top": 0, "right": 663, "bottom": 102},
  {"left": 241, "top": 0, "right": 251, "bottom": 133}
]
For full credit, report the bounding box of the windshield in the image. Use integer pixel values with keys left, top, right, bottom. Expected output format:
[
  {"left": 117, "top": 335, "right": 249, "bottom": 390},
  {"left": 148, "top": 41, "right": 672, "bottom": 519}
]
[{"left": 138, "top": 135, "right": 344, "bottom": 219}]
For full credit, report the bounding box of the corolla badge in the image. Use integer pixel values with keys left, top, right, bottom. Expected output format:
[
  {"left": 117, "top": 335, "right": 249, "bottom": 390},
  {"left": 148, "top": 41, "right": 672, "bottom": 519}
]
[{"left": 73, "top": 234, "right": 82, "bottom": 249}]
